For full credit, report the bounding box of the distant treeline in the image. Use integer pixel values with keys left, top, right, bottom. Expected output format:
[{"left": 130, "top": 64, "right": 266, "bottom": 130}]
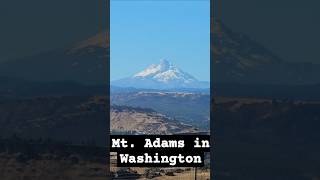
[{"left": 111, "top": 105, "right": 156, "bottom": 113}]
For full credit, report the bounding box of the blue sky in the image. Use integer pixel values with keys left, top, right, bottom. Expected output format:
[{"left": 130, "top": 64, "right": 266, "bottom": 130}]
[{"left": 110, "top": 0, "right": 210, "bottom": 81}]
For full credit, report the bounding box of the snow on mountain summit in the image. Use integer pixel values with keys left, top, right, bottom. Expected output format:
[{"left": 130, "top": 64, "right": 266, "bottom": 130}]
[
  {"left": 112, "top": 59, "right": 209, "bottom": 89},
  {"left": 134, "top": 59, "right": 170, "bottom": 78},
  {"left": 134, "top": 59, "right": 197, "bottom": 83}
]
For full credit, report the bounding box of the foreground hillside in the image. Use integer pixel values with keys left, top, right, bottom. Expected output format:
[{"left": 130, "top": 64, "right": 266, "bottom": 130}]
[
  {"left": 0, "top": 96, "right": 108, "bottom": 145},
  {"left": 0, "top": 94, "right": 319, "bottom": 179},
  {"left": 214, "top": 98, "right": 320, "bottom": 179},
  {"left": 0, "top": 96, "right": 197, "bottom": 143},
  {"left": 111, "top": 105, "right": 198, "bottom": 135},
  {"left": 0, "top": 138, "right": 108, "bottom": 180}
]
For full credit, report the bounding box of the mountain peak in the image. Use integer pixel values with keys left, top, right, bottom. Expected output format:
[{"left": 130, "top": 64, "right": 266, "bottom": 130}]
[
  {"left": 159, "top": 59, "right": 170, "bottom": 68},
  {"left": 71, "top": 32, "right": 109, "bottom": 50},
  {"left": 134, "top": 59, "right": 174, "bottom": 78},
  {"left": 112, "top": 59, "right": 209, "bottom": 89}
]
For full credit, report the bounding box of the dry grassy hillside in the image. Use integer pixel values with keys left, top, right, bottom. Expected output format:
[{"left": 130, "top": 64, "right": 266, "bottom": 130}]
[{"left": 111, "top": 106, "right": 198, "bottom": 135}]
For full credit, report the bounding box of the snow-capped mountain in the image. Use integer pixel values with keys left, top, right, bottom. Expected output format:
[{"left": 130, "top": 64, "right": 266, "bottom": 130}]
[
  {"left": 2, "top": 20, "right": 320, "bottom": 86},
  {"left": 134, "top": 59, "right": 198, "bottom": 83},
  {"left": 112, "top": 59, "right": 209, "bottom": 89}
]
